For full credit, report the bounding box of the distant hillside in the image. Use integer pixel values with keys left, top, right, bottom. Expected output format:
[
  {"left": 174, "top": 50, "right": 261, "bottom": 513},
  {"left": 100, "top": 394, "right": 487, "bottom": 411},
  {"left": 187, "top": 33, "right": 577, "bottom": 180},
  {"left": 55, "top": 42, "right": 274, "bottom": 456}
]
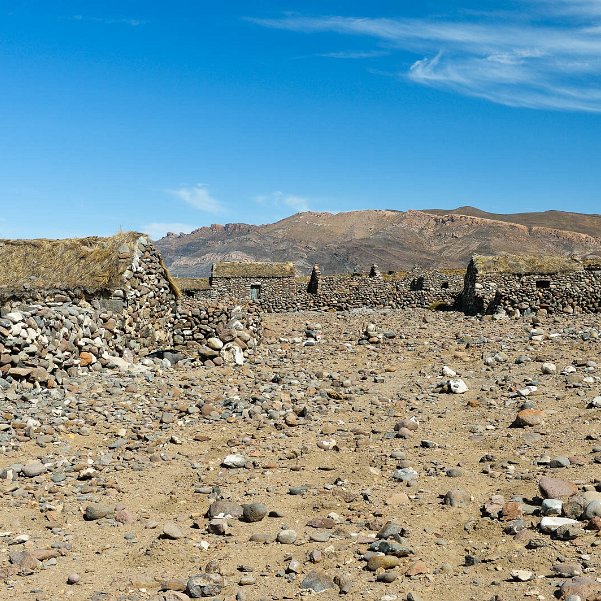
[
  {"left": 423, "top": 206, "right": 601, "bottom": 239},
  {"left": 154, "top": 207, "right": 601, "bottom": 277}
]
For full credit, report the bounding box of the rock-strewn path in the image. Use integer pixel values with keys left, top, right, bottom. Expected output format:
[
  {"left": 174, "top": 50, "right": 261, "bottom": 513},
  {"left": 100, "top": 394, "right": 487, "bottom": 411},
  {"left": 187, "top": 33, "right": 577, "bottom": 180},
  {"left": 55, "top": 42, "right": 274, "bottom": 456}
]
[{"left": 1, "top": 308, "right": 600, "bottom": 601}]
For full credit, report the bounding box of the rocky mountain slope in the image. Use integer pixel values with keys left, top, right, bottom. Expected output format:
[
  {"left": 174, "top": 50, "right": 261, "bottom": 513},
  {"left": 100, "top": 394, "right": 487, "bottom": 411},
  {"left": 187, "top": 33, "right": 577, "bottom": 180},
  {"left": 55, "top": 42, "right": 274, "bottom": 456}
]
[{"left": 155, "top": 208, "right": 601, "bottom": 276}]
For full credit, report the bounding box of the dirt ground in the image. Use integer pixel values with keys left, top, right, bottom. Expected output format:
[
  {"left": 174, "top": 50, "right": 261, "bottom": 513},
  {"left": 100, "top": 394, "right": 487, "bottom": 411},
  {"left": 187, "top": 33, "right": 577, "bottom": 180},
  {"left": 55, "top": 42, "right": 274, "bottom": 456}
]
[{"left": 1, "top": 308, "right": 600, "bottom": 601}]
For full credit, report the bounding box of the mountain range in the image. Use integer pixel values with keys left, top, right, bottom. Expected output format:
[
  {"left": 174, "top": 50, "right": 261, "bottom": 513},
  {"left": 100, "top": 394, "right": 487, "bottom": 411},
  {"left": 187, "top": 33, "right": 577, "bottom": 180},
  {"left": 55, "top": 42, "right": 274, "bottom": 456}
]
[{"left": 155, "top": 207, "right": 601, "bottom": 277}]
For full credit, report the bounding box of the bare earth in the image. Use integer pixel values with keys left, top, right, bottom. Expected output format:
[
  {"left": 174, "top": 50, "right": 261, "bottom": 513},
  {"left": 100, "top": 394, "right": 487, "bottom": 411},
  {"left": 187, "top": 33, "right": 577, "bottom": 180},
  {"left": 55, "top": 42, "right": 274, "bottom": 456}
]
[{"left": 1, "top": 308, "right": 600, "bottom": 601}]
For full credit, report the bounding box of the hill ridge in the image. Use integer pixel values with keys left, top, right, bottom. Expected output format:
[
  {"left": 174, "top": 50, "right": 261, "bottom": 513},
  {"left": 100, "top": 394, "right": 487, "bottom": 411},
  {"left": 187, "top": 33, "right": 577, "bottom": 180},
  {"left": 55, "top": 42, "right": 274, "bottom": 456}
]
[{"left": 155, "top": 207, "right": 601, "bottom": 277}]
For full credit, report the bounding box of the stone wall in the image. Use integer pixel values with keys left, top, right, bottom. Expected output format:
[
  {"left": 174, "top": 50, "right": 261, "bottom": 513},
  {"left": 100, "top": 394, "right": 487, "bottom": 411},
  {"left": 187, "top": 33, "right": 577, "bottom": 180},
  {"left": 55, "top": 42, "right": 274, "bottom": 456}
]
[
  {"left": 0, "top": 237, "right": 266, "bottom": 388},
  {"left": 463, "top": 261, "right": 601, "bottom": 316},
  {"left": 118, "top": 236, "right": 178, "bottom": 350},
  {"left": 193, "top": 271, "right": 464, "bottom": 313},
  {"left": 172, "top": 300, "right": 262, "bottom": 367},
  {"left": 0, "top": 238, "right": 179, "bottom": 388}
]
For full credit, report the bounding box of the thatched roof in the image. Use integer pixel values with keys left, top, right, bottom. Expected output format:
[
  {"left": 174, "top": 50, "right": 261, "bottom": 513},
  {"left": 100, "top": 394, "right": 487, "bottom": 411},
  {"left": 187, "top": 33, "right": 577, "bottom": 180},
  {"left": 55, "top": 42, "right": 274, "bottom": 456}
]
[
  {"left": 0, "top": 232, "right": 152, "bottom": 292},
  {"left": 175, "top": 277, "right": 210, "bottom": 291},
  {"left": 471, "top": 254, "right": 593, "bottom": 275},
  {"left": 212, "top": 261, "right": 296, "bottom": 278}
]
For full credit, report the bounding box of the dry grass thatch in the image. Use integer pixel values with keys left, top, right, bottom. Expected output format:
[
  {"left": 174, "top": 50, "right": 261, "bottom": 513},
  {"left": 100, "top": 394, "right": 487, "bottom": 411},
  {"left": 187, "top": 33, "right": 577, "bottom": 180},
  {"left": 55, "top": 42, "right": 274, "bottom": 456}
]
[
  {"left": 0, "top": 232, "right": 144, "bottom": 292},
  {"left": 212, "top": 261, "right": 296, "bottom": 278},
  {"left": 174, "top": 277, "right": 210, "bottom": 291},
  {"left": 471, "top": 254, "right": 592, "bottom": 275}
]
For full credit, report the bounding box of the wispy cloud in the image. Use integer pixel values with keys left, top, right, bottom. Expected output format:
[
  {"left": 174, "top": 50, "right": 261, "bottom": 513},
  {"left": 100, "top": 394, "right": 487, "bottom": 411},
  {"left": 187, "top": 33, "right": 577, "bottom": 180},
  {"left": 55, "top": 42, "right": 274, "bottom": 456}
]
[
  {"left": 168, "top": 184, "right": 225, "bottom": 214},
  {"left": 70, "top": 15, "right": 145, "bottom": 27},
  {"left": 141, "top": 222, "right": 197, "bottom": 240},
  {"left": 319, "top": 50, "right": 389, "bottom": 59},
  {"left": 249, "top": 2, "right": 601, "bottom": 112},
  {"left": 257, "top": 191, "right": 310, "bottom": 213}
]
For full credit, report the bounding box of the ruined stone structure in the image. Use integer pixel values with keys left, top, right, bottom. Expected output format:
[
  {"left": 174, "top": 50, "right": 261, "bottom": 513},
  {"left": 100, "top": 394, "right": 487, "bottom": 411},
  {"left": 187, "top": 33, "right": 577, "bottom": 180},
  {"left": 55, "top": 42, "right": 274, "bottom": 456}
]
[
  {"left": 0, "top": 234, "right": 261, "bottom": 388},
  {"left": 462, "top": 255, "right": 601, "bottom": 316},
  {"left": 209, "top": 261, "right": 297, "bottom": 302},
  {"left": 186, "top": 261, "right": 464, "bottom": 312}
]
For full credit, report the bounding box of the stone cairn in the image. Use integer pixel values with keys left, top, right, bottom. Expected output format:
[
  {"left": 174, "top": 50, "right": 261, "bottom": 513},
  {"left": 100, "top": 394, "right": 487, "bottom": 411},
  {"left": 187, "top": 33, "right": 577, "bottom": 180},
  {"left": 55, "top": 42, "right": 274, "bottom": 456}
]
[{"left": 369, "top": 263, "right": 382, "bottom": 278}]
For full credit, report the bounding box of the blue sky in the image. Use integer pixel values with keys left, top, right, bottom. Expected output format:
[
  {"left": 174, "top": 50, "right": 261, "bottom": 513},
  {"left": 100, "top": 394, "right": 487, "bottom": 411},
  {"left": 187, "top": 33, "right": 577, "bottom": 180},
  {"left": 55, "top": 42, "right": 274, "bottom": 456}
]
[{"left": 1, "top": 0, "right": 600, "bottom": 239}]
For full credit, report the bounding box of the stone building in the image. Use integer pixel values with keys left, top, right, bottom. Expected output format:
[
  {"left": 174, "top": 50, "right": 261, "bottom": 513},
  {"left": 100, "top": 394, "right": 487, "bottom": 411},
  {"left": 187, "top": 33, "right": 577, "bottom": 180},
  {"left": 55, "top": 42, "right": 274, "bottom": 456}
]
[
  {"left": 193, "top": 261, "right": 464, "bottom": 312},
  {"left": 209, "top": 261, "right": 297, "bottom": 301},
  {"left": 0, "top": 234, "right": 265, "bottom": 387},
  {"left": 0, "top": 233, "right": 180, "bottom": 385},
  {"left": 462, "top": 254, "right": 601, "bottom": 316}
]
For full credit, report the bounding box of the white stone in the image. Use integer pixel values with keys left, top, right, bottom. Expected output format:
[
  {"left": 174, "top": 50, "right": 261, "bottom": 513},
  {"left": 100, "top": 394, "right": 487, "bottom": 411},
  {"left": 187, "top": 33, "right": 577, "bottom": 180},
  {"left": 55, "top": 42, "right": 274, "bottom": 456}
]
[
  {"left": 590, "top": 396, "right": 601, "bottom": 408},
  {"left": 207, "top": 337, "right": 224, "bottom": 350},
  {"left": 510, "top": 569, "right": 534, "bottom": 582},
  {"left": 541, "top": 362, "right": 556, "bottom": 374},
  {"left": 442, "top": 366, "right": 456, "bottom": 377},
  {"left": 448, "top": 379, "right": 468, "bottom": 394},
  {"left": 220, "top": 342, "right": 244, "bottom": 366},
  {"left": 222, "top": 454, "right": 247, "bottom": 468},
  {"left": 541, "top": 498, "right": 563, "bottom": 516},
  {"left": 317, "top": 439, "right": 337, "bottom": 450},
  {"left": 539, "top": 516, "right": 577, "bottom": 533},
  {"left": 5, "top": 312, "right": 24, "bottom": 323}
]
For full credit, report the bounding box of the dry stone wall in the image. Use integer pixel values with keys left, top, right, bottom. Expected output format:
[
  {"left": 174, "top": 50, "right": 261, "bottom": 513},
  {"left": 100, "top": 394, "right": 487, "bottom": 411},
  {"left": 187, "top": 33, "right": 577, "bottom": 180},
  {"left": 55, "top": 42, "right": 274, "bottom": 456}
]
[
  {"left": 172, "top": 300, "right": 262, "bottom": 367},
  {"left": 463, "top": 263, "right": 601, "bottom": 316},
  {"left": 0, "top": 237, "right": 263, "bottom": 389},
  {"left": 1, "top": 293, "right": 142, "bottom": 388},
  {"left": 195, "top": 271, "right": 464, "bottom": 313}
]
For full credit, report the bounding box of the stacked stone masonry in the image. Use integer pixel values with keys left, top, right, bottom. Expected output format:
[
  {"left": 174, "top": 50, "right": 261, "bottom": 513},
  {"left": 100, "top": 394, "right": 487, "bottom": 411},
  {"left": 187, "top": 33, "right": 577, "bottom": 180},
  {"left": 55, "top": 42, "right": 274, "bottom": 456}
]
[
  {"left": 0, "top": 235, "right": 261, "bottom": 388},
  {"left": 197, "top": 269, "right": 464, "bottom": 313},
  {"left": 462, "top": 256, "right": 601, "bottom": 316}
]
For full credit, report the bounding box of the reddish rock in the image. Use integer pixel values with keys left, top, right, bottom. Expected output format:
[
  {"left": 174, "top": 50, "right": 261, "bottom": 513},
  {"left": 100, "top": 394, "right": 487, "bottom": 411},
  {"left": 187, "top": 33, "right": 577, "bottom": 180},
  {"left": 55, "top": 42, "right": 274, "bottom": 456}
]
[
  {"left": 501, "top": 501, "right": 524, "bottom": 521},
  {"left": 405, "top": 561, "right": 428, "bottom": 576},
  {"left": 539, "top": 476, "right": 578, "bottom": 499},
  {"left": 307, "top": 517, "right": 336, "bottom": 529},
  {"left": 115, "top": 509, "right": 136, "bottom": 524},
  {"left": 79, "top": 352, "right": 96, "bottom": 367},
  {"left": 559, "top": 576, "right": 601, "bottom": 600},
  {"left": 513, "top": 409, "right": 545, "bottom": 427},
  {"left": 586, "top": 516, "right": 601, "bottom": 531}
]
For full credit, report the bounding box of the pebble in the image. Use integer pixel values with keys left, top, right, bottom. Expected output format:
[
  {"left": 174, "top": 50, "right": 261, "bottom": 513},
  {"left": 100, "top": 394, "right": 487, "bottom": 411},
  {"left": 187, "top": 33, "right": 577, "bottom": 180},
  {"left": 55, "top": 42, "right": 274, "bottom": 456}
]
[
  {"left": 300, "top": 571, "right": 336, "bottom": 593},
  {"left": 162, "top": 522, "right": 184, "bottom": 540},
  {"left": 277, "top": 529, "right": 297, "bottom": 544},
  {"left": 84, "top": 504, "right": 111, "bottom": 521},
  {"left": 242, "top": 503, "right": 268, "bottom": 522},
  {"left": 538, "top": 476, "right": 578, "bottom": 499}
]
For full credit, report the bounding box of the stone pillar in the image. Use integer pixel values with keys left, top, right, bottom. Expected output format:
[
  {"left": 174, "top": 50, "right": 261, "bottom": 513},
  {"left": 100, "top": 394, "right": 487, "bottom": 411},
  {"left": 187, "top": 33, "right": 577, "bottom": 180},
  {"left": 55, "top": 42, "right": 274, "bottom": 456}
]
[{"left": 307, "top": 264, "right": 320, "bottom": 294}]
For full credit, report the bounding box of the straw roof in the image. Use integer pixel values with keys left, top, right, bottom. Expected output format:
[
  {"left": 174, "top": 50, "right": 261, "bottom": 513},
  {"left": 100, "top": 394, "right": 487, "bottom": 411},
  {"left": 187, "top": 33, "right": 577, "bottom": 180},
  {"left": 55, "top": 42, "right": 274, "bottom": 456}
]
[
  {"left": 174, "top": 277, "right": 211, "bottom": 291},
  {"left": 471, "top": 254, "right": 592, "bottom": 275},
  {"left": 0, "top": 232, "right": 149, "bottom": 292},
  {"left": 212, "top": 261, "right": 296, "bottom": 278}
]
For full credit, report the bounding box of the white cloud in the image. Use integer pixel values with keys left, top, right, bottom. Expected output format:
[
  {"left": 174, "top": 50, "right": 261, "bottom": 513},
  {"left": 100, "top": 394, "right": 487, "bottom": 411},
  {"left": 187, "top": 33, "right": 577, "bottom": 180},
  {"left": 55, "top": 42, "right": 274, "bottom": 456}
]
[
  {"left": 257, "top": 191, "right": 310, "bottom": 213},
  {"left": 141, "top": 222, "right": 197, "bottom": 240},
  {"left": 249, "top": 2, "right": 601, "bottom": 112},
  {"left": 70, "top": 15, "right": 145, "bottom": 26},
  {"left": 319, "top": 50, "right": 389, "bottom": 59},
  {"left": 167, "top": 184, "right": 225, "bottom": 214}
]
